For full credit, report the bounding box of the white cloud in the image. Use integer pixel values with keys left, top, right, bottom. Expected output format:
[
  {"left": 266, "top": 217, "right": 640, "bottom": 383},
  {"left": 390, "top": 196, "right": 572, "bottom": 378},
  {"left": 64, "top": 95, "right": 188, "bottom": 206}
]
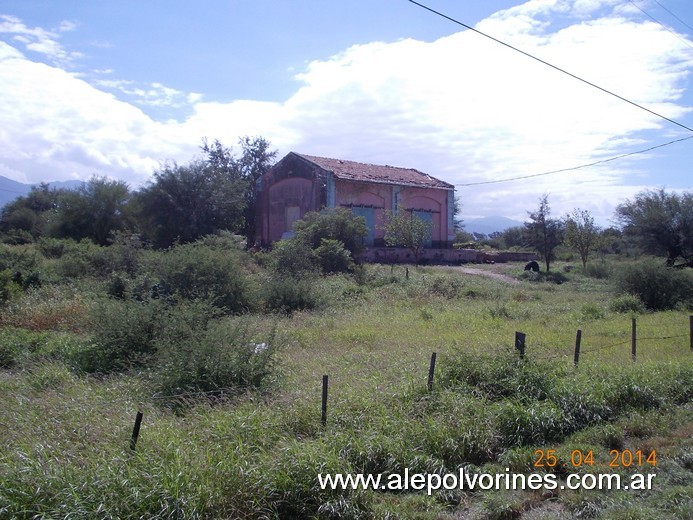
[
  {"left": 94, "top": 78, "right": 204, "bottom": 109},
  {"left": 0, "top": 14, "right": 81, "bottom": 65},
  {"left": 0, "top": 1, "right": 691, "bottom": 222}
]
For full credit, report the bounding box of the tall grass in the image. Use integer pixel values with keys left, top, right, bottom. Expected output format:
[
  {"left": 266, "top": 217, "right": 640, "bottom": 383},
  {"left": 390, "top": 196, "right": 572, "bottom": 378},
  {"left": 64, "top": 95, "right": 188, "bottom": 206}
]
[{"left": 0, "top": 253, "right": 691, "bottom": 518}]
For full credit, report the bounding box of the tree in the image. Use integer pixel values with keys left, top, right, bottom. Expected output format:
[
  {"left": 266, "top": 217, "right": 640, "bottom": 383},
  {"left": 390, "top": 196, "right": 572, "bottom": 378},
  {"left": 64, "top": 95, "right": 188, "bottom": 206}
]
[
  {"left": 525, "top": 195, "right": 564, "bottom": 272},
  {"left": 270, "top": 209, "right": 367, "bottom": 275},
  {"left": 292, "top": 208, "right": 368, "bottom": 258},
  {"left": 500, "top": 226, "right": 527, "bottom": 248},
  {"left": 202, "top": 136, "right": 277, "bottom": 246},
  {"left": 135, "top": 160, "right": 246, "bottom": 249},
  {"left": 616, "top": 189, "right": 693, "bottom": 267},
  {"left": 0, "top": 183, "right": 61, "bottom": 239},
  {"left": 47, "top": 176, "right": 130, "bottom": 245},
  {"left": 564, "top": 208, "right": 600, "bottom": 268},
  {"left": 382, "top": 211, "right": 432, "bottom": 265}
]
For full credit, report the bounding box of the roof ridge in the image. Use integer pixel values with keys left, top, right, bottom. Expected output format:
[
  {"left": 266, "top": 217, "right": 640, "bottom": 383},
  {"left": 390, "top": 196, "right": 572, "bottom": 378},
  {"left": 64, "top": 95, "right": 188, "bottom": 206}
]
[{"left": 291, "top": 152, "right": 453, "bottom": 190}]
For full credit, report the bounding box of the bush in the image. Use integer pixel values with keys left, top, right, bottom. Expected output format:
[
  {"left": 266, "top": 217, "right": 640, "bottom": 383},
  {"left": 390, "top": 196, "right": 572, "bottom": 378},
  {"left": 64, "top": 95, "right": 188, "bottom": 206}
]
[
  {"left": 583, "top": 261, "right": 611, "bottom": 279},
  {"left": 312, "top": 239, "right": 354, "bottom": 274},
  {"left": 519, "top": 270, "right": 568, "bottom": 284},
  {"left": 610, "top": 294, "right": 645, "bottom": 314},
  {"left": 154, "top": 316, "right": 280, "bottom": 400},
  {"left": 0, "top": 269, "right": 22, "bottom": 305},
  {"left": 264, "top": 275, "right": 322, "bottom": 313},
  {"left": 269, "top": 238, "right": 316, "bottom": 276},
  {"left": 428, "top": 276, "right": 465, "bottom": 299},
  {"left": 293, "top": 208, "right": 368, "bottom": 258},
  {"left": 615, "top": 259, "right": 693, "bottom": 310},
  {"left": 36, "top": 237, "right": 68, "bottom": 259},
  {"left": 152, "top": 242, "right": 256, "bottom": 312},
  {"left": 580, "top": 302, "right": 605, "bottom": 320}
]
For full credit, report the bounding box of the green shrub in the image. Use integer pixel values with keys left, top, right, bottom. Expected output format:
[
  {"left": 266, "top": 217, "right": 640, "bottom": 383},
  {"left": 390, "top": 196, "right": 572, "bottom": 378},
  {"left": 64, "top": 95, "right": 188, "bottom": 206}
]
[
  {"left": 312, "top": 238, "right": 354, "bottom": 274},
  {"left": 154, "top": 316, "right": 280, "bottom": 400},
  {"left": 264, "top": 275, "right": 322, "bottom": 313},
  {"left": 69, "top": 299, "right": 163, "bottom": 372},
  {"left": 428, "top": 276, "right": 465, "bottom": 299},
  {"left": 36, "top": 237, "right": 68, "bottom": 259},
  {"left": 580, "top": 302, "right": 605, "bottom": 320},
  {"left": 293, "top": 208, "right": 368, "bottom": 258},
  {"left": 152, "top": 242, "right": 256, "bottom": 312},
  {"left": 519, "top": 270, "right": 568, "bottom": 284},
  {"left": 0, "top": 244, "right": 39, "bottom": 273},
  {"left": 0, "top": 269, "right": 22, "bottom": 305},
  {"left": 614, "top": 259, "right": 693, "bottom": 310},
  {"left": 583, "top": 261, "right": 612, "bottom": 279},
  {"left": 270, "top": 238, "right": 316, "bottom": 276},
  {"left": 609, "top": 294, "right": 645, "bottom": 314}
]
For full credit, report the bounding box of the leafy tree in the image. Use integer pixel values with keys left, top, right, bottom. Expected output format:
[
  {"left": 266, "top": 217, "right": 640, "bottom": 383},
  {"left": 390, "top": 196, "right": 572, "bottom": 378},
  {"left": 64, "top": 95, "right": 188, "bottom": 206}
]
[
  {"left": 137, "top": 136, "right": 275, "bottom": 249},
  {"left": 616, "top": 189, "right": 693, "bottom": 267},
  {"left": 501, "top": 226, "right": 527, "bottom": 248},
  {"left": 525, "top": 195, "right": 564, "bottom": 272},
  {"left": 135, "top": 160, "right": 246, "bottom": 248},
  {"left": 382, "top": 211, "right": 432, "bottom": 265},
  {"left": 292, "top": 208, "right": 368, "bottom": 258},
  {"left": 564, "top": 208, "right": 600, "bottom": 268},
  {"left": 271, "top": 209, "right": 367, "bottom": 275},
  {"left": 0, "top": 183, "right": 61, "bottom": 239},
  {"left": 202, "top": 136, "right": 276, "bottom": 246},
  {"left": 27, "top": 176, "right": 131, "bottom": 245}
]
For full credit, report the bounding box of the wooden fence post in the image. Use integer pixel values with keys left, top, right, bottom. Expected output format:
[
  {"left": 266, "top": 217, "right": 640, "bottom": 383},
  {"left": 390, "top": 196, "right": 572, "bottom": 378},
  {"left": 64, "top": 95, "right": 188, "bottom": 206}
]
[
  {"left": 631, "top": 318, "right": 637, "bottom": 363},
  {"left": 130, "top": 411, "right": 143, "bottom": 451},
  {"left": 321, "top": 375, "right": 328, "bottom": 427},
  {"left": 427, "top": 352, "right": 437, "bottom": 391},
  {"left": 515, "top": 332, "right": 526, "bottom": 359},
  {"left": 574, "top": 330, "right": 582, "bottom": 367},
  {"left": 690, "top": 315, "right": 692, "bottom": 352}
]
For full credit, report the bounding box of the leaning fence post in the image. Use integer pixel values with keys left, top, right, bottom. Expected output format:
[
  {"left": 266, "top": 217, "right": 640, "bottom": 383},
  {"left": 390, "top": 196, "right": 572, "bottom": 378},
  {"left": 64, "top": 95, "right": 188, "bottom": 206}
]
[
  {"left": 515, "top": 332, "right": 526, "bottom": 359},
  {"left": 427, "top": 352, "right": 437, "bottom": 391},
  {"left": 574, "top": 330, "right": 582, "bottom": 367},
  {"left": 321, "top": 375, "right": 328, "bottom": 427},
  {"left": 130, "top": 411, "right": 143, "bottom": 451},
  {"left": 631, "top": 318, "right": 637, "bottom": 363}
]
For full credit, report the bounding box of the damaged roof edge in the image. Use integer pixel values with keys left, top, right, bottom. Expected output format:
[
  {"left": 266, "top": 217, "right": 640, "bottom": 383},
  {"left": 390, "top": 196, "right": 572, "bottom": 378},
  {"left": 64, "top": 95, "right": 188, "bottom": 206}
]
[{"left": 292, "top": 152, "right": 454, "bottom": 190}]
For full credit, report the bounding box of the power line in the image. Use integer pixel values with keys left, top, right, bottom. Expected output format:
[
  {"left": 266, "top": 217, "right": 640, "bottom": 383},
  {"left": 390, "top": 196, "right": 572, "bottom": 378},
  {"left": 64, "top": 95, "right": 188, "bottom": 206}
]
[
  {"left": 652, "top": 0, "right": 693, "bottom": 34},
  {"left": 455, "top": 134, "right": 693, "bottom": 187},
  {"left": 629, "top": 0, "right": 693, "bottom": 48},
  {"left": 406, "top": 0, "right": 693, "bottom": 133}
]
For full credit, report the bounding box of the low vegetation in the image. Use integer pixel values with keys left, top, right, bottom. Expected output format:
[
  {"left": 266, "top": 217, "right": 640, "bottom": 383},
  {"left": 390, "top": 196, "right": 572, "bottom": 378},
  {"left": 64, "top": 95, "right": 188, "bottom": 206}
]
[{"left": 0, "top": 229, "right": 690, "bottom": 518}]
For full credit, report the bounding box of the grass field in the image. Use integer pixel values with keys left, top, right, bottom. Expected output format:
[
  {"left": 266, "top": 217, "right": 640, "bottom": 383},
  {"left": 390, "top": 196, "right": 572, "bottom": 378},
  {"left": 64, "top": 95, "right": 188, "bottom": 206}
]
[{"left": 0, "top": 256, "right": 691, "bottom": 519}]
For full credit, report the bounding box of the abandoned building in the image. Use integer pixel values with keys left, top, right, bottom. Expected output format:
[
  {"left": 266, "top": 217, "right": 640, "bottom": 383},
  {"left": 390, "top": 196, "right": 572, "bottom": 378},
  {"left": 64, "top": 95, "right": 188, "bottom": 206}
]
[{"left": 255, "top": 152, "right": 456, "bottom": 248}]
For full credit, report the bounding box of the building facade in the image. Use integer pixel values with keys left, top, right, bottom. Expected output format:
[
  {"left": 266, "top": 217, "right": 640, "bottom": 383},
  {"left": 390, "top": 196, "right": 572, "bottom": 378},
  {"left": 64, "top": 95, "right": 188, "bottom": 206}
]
[{"left": 256, "top": 152, "right": 455, "bottom": 248}]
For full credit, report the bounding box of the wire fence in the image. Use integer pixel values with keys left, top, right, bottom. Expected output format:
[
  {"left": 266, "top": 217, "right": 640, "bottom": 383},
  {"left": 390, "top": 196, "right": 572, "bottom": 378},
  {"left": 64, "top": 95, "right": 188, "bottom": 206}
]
[{"left": 128, "top": 315, "right": 692, "bottom": 450}]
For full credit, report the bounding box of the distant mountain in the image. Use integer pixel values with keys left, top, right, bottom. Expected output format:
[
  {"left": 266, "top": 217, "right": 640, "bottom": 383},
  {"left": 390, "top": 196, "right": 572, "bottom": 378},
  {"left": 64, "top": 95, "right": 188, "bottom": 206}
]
[
  {"left": 464, "top": 216, "right": 524, "bottom": 236},
  {"left": 0, "top": 176, "right": 84, "bottom": 208}
]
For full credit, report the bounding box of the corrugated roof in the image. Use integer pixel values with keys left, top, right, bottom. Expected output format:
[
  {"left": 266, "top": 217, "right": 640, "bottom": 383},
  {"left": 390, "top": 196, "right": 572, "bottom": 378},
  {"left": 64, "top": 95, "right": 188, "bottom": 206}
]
[{"left": 295, "top": 153, "right": 453, "bottom": 190}]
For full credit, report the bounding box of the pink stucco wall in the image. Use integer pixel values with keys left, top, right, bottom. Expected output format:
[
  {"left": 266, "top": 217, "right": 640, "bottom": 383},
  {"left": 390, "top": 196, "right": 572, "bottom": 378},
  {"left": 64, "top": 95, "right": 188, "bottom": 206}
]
[
  {"left": 256, "top": 153, "right": 454, "bottom": 247},
  {"left": 334, "top": 180, "right": 449, "bottom": 245}
]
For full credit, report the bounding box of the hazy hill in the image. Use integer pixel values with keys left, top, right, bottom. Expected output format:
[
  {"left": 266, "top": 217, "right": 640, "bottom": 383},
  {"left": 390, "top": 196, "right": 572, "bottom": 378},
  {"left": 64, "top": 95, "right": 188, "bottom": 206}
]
[
  {"left": 0, "top": 176, "right": 84, "bottom": 208},
  {"left": 464, "top": 216, "right": 524, "bottom": 235}
]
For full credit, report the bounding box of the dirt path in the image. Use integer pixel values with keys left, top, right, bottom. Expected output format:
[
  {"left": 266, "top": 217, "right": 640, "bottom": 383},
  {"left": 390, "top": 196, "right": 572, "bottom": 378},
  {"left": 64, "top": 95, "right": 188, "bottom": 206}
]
[{"left": 443, "top": 266, "right": 521, "bottom": 285}]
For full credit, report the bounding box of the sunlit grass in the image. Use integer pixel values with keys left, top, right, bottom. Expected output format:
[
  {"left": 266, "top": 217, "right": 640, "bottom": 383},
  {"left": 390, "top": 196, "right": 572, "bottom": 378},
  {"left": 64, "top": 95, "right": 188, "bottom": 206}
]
[{"left": 0, "top": 262, "right": 690, "bottom": 518}]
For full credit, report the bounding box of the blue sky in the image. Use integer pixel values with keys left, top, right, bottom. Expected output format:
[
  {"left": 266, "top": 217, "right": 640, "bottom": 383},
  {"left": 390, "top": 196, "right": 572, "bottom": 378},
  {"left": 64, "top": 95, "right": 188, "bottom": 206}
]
[{"left": 0, "top": 0, "right": 691, "bottom": 225}]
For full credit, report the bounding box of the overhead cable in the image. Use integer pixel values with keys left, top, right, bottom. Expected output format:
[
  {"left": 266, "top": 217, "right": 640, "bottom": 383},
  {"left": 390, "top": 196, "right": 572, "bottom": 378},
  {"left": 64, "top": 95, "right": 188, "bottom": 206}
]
[
  {"left": 455, "top": 135, "right": 693, "bottom": 187},
  {"left": 407, "top": 0, "right": 693, "bottom": 133}
]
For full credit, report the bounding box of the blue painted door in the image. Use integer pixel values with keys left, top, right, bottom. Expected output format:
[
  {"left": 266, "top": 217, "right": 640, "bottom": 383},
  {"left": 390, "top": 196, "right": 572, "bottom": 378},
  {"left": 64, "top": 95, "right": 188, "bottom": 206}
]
[
  {"left": 351, "top": 207, "right": 375, "bottom": 246},
  {"left": 413, "top": 210, "right": 433, "bottom": 247}
]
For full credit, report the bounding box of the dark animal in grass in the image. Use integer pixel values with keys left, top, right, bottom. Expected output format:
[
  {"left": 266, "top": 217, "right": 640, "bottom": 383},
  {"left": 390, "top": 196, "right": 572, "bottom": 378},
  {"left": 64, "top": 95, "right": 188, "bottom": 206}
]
[{"left": 524, "top": 260, "right": 540, "bottom": 272}]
